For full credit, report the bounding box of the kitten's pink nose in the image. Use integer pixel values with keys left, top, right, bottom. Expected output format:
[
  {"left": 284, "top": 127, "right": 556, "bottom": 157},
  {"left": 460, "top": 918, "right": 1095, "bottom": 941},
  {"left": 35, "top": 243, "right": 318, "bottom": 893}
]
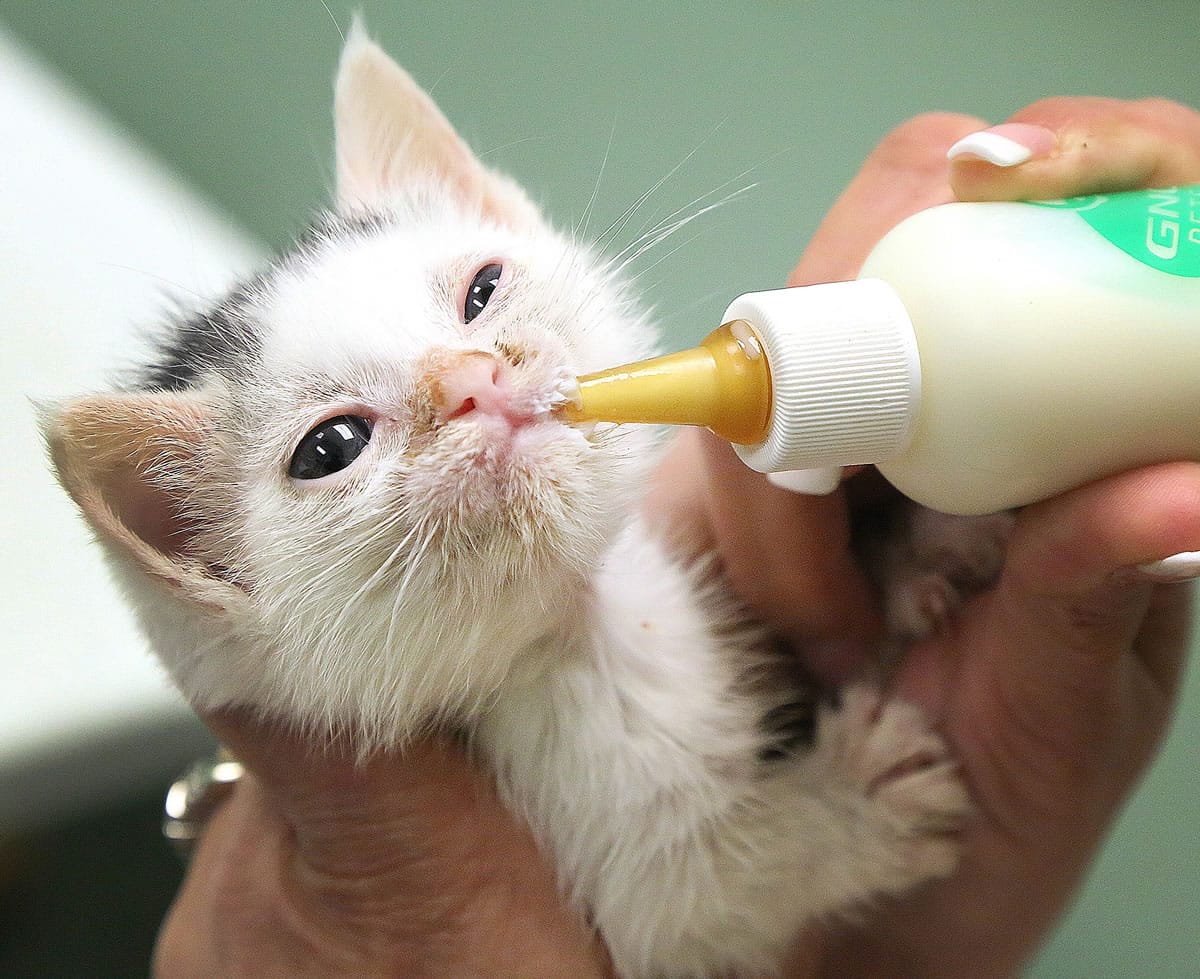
[{"left": 433, "top": 351, "right": 513, "bottom": 423}]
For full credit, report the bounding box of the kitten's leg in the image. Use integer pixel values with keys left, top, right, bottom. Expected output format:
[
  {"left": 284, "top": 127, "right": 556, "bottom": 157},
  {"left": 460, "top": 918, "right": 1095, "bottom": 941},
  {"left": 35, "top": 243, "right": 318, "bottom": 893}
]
[
  {"left": 591, "top": 684, "right": 970, "bottom": 979},
  {"left": 875, "top": 504, "right": 1015, "bottom": 640},
  {"left": 807, "top": 683, "right": 970, "bottom": 891}
]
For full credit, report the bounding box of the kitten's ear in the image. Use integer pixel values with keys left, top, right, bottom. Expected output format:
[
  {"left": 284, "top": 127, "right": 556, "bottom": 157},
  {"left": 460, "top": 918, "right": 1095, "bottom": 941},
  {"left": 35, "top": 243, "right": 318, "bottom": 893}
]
[
  {"left": 334, "top": 18, "right": 540, "bottom": 227},
  {"left": 42, "top": 392, "right": 241, "bottom": 611}
]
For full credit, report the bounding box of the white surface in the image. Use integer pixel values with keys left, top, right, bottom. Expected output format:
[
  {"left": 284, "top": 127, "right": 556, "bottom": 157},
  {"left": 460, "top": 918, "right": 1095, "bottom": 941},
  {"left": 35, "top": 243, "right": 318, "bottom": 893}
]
[{"left": 0, "top": 27, "right": 260, "bottom": 814}]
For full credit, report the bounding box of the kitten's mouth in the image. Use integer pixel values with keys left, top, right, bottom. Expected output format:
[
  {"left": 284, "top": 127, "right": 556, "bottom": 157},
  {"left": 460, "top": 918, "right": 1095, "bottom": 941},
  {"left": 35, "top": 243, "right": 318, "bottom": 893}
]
[
  {"left": 426, "top": 375, "right": 588, "bottom": 488},
  {"left": 425, "top": 349, "right": 586, "bottom": 438}
]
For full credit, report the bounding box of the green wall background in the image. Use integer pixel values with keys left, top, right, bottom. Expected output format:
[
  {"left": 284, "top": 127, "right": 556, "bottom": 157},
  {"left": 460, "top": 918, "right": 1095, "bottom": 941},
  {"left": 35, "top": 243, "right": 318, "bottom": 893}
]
[{"left": 5, "top": 2, "right": 1199, "bottom": 975}]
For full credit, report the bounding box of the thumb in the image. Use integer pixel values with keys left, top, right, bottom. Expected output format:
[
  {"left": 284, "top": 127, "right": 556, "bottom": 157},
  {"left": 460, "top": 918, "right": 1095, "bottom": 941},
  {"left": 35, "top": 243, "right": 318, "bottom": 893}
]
[
  {"left": 997, "top": 463, "right": 1200, "bottom": 697},
  {"left": 949, "top": 96, "right": 1200, "bottom": 201},
  {"left": 947, "top": 464, "right": 1200, "bottom": 797}
]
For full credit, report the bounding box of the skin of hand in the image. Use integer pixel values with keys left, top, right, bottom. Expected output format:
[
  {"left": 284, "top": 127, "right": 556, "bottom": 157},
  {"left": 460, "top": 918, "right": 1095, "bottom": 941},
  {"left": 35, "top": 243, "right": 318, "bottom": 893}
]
[{"left": 155, "top": 98, "right": 1200, "bottom": 979}]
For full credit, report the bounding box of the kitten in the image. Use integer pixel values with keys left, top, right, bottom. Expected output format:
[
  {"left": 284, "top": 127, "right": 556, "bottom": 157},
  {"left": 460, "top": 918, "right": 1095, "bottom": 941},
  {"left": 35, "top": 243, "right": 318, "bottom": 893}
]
[{"left": 44, "top": 24, "right": 1000, "bottom": 978}]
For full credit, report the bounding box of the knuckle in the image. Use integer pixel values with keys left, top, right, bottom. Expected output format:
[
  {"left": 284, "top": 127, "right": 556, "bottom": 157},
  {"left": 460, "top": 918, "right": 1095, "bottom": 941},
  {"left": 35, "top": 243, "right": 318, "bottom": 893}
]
[
  {"left": 1012, "top": 95, "right": 1199, "bottom": 138},
  {"left": 1133, "top": 96, "right": 1192, "bottom": 120},
  {"left": 1131, "top": 97, "right": 1200, "bottom": 146},
  {"left": 1062, "top": 594, "right": 1130, "bottom": 639}
]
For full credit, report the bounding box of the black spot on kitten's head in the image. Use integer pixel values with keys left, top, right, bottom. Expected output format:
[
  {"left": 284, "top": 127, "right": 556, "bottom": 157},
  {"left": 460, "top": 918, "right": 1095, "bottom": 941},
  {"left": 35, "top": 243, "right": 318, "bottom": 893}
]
[
  {"left": 136, "top": 297, "right": 261, "bottom": 392},
  {"left": 132, "top": 211, "right": 396, "bottom": 394}
]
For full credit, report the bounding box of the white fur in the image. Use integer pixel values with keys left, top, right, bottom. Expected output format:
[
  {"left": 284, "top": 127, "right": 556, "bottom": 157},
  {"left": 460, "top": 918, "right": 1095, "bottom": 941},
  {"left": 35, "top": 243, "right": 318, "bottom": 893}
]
[
  {"left": 479, "top": 522, "right": 966, "bottom": 976},
  {"left": 49, "top": 26, "right": 975, "bottom": 978}
]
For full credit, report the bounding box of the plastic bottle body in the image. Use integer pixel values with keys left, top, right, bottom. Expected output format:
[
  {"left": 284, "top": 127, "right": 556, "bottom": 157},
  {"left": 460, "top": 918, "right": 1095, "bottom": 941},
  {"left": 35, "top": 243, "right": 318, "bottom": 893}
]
[{"left": 858, "top": 196, "right": 1200, "bottom": 514}]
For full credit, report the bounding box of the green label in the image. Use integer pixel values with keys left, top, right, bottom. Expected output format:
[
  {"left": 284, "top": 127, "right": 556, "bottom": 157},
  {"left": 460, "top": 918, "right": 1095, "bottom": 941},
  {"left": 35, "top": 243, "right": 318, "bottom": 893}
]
[{"left": 1029, "top": 184, "right": 1200, "bottom": 277}]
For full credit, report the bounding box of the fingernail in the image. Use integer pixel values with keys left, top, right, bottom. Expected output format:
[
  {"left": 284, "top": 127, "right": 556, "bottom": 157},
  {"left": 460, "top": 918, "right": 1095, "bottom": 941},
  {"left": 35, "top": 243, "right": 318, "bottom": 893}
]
[
  {"left": 1135, "top": 551, "right": 1200, "bottom": 582},
  {"left": 947, "top": 123, "right": 1058, "bottom": 167},
  {"left": 768, "top": 467, "right": 843, "bottom": 495}
]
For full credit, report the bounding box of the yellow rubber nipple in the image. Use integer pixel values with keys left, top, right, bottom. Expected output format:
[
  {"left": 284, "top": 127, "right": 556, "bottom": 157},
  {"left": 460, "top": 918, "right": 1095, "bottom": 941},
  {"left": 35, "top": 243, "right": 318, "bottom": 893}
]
[{"left": 560, "top": 319, "right": 772, "bottom": 444}]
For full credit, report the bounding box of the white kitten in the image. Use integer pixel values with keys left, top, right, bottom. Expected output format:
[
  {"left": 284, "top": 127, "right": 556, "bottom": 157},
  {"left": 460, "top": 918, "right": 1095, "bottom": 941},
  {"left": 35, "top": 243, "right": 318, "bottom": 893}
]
[{"left": 45, "top": 24, "right": 983, "bottom": 978}]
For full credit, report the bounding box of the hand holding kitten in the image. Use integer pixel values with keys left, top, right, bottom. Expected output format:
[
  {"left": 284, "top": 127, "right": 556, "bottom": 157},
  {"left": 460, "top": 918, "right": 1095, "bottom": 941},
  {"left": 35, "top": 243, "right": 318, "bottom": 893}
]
[{"left": 155, "top": 97, "right": 1200, "bottom": 979}]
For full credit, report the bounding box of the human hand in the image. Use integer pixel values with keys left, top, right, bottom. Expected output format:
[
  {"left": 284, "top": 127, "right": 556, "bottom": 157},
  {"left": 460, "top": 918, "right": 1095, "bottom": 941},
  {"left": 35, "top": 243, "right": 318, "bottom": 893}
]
[
  {"left": 155, "top": 711, "right": 614, "bottom": 977},
  {"left": 652, "top": 97, "right": 1200, "bottom": 978}
]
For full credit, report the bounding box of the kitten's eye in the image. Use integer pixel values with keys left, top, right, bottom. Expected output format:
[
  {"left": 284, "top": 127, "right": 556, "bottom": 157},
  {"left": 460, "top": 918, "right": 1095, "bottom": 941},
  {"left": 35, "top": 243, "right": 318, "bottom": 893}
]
[
  {"left": 289, "top": 415, "right": 373, "bottom": 480},
  {"left": 463, "top": 262, "right": 503, "bottom": 324}
]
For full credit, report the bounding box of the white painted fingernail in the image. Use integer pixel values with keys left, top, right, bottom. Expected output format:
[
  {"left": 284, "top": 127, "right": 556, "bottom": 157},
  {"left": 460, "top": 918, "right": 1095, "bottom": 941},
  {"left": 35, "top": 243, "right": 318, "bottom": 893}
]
[
  {"left": 1136, "top": 551, "right": 1200, "bottom": 581},
  {"left": 948, "top": 123, "right": 1058, "bottom": 167},
  {"left": 947, "top": 131, "right": 1034, "bottom": 167},
  {"left": 768, "top": 467, "right": 843, "bottom": 495}
]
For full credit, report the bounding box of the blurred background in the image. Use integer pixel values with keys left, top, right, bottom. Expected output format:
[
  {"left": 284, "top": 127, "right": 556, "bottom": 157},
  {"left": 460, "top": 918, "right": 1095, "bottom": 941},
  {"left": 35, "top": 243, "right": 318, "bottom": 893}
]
[{"left": 2, "top": 1, "right": 1198, "bottom": 975}]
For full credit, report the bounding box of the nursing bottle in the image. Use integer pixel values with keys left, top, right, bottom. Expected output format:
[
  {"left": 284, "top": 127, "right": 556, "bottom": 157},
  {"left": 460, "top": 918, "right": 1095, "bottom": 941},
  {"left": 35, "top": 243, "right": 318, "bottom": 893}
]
[{"left": 564, "top": 185, "right": 1200, "bottom": 515}]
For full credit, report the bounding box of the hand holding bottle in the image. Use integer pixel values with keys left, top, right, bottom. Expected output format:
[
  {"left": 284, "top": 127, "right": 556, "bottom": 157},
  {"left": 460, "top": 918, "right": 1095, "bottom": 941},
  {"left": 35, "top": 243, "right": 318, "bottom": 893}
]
[{"left": 652, "top": 97, "right": 1200, "bottom": 977}]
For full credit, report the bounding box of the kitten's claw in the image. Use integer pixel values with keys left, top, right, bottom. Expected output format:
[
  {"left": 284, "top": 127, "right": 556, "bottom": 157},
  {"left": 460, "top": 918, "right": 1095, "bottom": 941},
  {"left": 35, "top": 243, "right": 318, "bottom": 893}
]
[
  {"left": 879, "top": 508, "right": 1015, "bottom": 640},
  {"left": 820, "top": 684, "right": 970, "bottom": 885},
  {"left": 885, "top": 570, "right": 959, "bottom": 639}
]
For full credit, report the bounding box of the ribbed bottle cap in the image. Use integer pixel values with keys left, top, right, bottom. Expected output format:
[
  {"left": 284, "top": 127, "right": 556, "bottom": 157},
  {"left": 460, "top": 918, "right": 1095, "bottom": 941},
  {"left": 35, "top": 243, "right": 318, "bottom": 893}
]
[{"left": 728, "top": 280, "right": 920, "bottom": 474}]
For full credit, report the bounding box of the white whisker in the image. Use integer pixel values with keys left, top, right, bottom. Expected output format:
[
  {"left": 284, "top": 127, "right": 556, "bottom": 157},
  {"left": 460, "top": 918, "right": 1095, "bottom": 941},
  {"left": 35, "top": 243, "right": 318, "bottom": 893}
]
[
  {"left": 317, "top": 0, "right": 345, "bottom": 43},
  {"left": 575, "top": 121, "right": 617, "bottom": 242},
  {"left": 324, "top": 519, "right": 427, "bottom": 637},
  {"left": 625, "top": 232, "right": 706, "bottom": 288},
  {"left": 613, "top": 184, "right": 756, "bottom": 278},
  {"left": 384, "top": 522, "right": 437, "bottom": 649},
  {"left": 610, "top": 170, "right": 758, "bottom": 266},
  {"left": 477, "top": 134, "right": 552, "bottom": 159},
  {"left": 593, "top": 117, "right": 730, "bottom": 249}
]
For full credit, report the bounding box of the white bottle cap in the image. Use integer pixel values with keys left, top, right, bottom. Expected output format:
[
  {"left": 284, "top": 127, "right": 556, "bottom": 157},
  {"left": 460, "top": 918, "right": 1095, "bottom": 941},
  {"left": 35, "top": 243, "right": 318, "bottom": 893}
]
[{"left": 726, "top": 280, "right": 921, "bottom": 475}]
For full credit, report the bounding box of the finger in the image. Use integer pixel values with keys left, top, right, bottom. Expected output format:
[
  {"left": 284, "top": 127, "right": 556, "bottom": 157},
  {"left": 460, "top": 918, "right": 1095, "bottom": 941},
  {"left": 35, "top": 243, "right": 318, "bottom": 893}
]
[
  {"left": 204, "top": 710, "right": 562, "bottom": 902},
  {"left": 1131, "top": 578, "right": 1196, "bottom": 695},
  {"left": 755, "top": 113, "right": 984, "bottom": 669},
  {"left": 789, "top": 112, "right": 986, "bottom": 285},
  {"left": 203, "top": 709, "right": 471, "bottom": 855},
  {"left": 970, "top": 463, "right": 1200, "bottom": 717},
  {"left": 950, "top": 96, "right": 1200, "bottom": 201},
  {"left": 696, "top": 432, "right": 881, "bottom": 669},
  {"left": 649, "top": 429, "right": 880, "bottom": 682},
  {"left": 202, "top": 709, "right": 532, "bottom": 890},
  {"left": 155, "top": 777, "right": 288, "bottom": 977}
]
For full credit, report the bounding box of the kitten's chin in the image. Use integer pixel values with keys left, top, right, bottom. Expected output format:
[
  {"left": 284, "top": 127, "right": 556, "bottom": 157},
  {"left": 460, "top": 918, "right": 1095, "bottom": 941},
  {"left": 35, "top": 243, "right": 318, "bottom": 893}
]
[
  {"left": 434, "top": 412, "right": 588, "bottom": 471},
  {"left": 456, "top": 410, "right": 565, "bottom": 448},
  {"left": 412, "top": 414, "right": 598, "bottom": 518}
]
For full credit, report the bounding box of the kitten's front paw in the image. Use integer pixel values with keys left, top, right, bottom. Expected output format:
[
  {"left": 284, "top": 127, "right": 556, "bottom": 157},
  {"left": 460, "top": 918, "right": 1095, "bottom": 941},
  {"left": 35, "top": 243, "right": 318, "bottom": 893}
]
[
  {"left": 883, "top": 508, "right": 1015, "bottom": 640},
  {"left": 823, "top": 684, "right": 970, "bottom": 883},
  {"left": 883, "top": 570, "right": 961, "bottom": 642}
]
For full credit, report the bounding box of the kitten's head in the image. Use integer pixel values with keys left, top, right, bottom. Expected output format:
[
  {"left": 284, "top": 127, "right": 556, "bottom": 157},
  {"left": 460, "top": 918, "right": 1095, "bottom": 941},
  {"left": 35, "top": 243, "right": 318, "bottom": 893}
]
[{"left": 44, "top": 23, "right": 658, "bottom": 745}]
